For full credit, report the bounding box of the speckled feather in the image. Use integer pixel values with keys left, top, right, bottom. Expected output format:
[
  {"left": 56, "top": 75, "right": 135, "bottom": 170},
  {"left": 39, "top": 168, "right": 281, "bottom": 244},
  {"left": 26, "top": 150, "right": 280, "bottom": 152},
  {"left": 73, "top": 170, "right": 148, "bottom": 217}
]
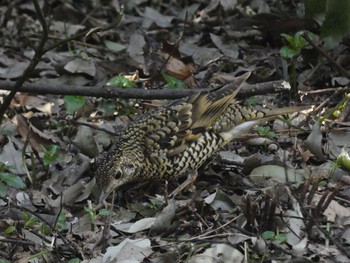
[{"left": 94, "top": 72, "right": 306, "bottom": 199}]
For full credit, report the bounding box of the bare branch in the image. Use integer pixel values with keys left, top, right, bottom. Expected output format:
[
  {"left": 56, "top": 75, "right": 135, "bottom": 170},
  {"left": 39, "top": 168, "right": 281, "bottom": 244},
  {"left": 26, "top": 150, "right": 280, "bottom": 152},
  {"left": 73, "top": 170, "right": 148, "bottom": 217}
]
[
  {"left": 0, "top": 0, "right": 49, "bottom": 121},
  {"left": 0, "top": 79, "right": 291, "bottom": 100},
  {"left": 0, "top": 2, "right": 124, "bottom": 122}
]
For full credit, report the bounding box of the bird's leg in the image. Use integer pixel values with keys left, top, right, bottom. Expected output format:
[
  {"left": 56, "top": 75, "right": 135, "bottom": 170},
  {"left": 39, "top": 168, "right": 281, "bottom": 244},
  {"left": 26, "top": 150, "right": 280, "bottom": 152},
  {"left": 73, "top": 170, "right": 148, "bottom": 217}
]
[{"left": 169, "top": 170, "right": 199, "bottom": 198}]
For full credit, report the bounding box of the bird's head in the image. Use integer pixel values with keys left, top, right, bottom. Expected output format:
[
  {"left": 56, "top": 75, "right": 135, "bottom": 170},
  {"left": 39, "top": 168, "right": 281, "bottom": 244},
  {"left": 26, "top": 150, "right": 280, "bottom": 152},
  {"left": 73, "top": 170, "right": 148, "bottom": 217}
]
[{"left": 94, "top": 147, "right": 144, "bottom": 202}]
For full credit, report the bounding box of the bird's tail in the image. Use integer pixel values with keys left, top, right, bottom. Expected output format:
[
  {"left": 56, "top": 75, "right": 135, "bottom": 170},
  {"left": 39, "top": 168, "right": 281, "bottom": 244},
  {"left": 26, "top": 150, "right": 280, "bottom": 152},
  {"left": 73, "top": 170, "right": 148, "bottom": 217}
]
[{"left": 219, "top": 105, "right": 309, "bottom": 142}]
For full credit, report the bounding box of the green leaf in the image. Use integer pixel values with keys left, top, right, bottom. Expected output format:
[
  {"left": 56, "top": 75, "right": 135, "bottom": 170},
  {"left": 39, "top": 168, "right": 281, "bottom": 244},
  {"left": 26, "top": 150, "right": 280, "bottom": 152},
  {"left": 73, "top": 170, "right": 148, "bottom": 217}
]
[
  {"left": 84, "top": 206, "right": 97, "bottom": 221},
  {"left": 0, "top": 259, "right": 12, "bottom": 263},
  {"left": 64, "top": 96, "right": 87, "bottom": 115},
  {"left": 107, "top": 76, "right": 137, "bottom": 88},
  {"left": 0, "top": 173, "right": 26, "bottom": 189},
  {"left": 24, "top": 215, "right": 38, "bottom": 228},
  {"left": 281, "top": 33, "right": 295, "bottom": 46},
  {"left": 275, "top": 233, "right": 288, "bottom": 244},
  {"left": 56, "top": 213, "right": 68, "bottom": 230},
  {"left": 0, "top": 181, "right": 8, "bottom": 197},
  {"left": 294, "top": 32, "right": 308, "bottom": 49},
  {"left": 246, "top": 96, "right": 258, "bottom": 106},
  {"left": 262, "top": 231, "right": 275, "bottom": 240},
  {"left": 40, "top": 224, "right": 51, "bottom": 235},
  {"left": 0, "top": 162, "right": 15, "bottom": 172},
  {"left": 68, "top": 258, "right": 81, "bottom": 263},
  {"left": 161, "top": 72, "right": 186, "bottom": 89},
  {"left": 280, "top": 46, "right": 298, "bottom": 59},
  {"left": 41, "top": 145, "right": 60, "bottom": 166},
  {"left": 336, "top": 145, "right": 350, "bottom": 171},
  {"left": 98, "top": 100, "right": 117, "bottom": 113},
  {"left": 22, "top": 211, "right": 30, "bottom": 221},
  {"left": 98, "top": 208, "right": 114, "bottom": 217},
  {"left": 28, "top": 250, "right": 50, "bottom": 260},
  {"left": 280, "top": 32, "right": 308, "bottom": 59},
  {"left": 256, "top": 126, "right": 275, "bottom": 139},
  {"left": 3, "top": 226, "right": 16, "bottom": 236}
]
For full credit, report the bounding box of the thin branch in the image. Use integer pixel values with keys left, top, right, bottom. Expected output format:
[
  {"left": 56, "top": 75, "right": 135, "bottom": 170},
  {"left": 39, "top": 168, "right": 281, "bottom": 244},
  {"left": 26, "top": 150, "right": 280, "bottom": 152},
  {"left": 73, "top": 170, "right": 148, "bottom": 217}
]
[
  {"left": 301, "top": 32, "right": 350, "bottom": 79},
  {"left": 0, "top": 3, "right": 124, "bottom": 123},
  {"left": 0, "top": 0, "right": 48, "bottom": 122},
  {"left": 0, "top": 80, "right": 292, "bottom": 100},
  {"left": 43, "top": 8, "right": 124, "bottom": 53}
]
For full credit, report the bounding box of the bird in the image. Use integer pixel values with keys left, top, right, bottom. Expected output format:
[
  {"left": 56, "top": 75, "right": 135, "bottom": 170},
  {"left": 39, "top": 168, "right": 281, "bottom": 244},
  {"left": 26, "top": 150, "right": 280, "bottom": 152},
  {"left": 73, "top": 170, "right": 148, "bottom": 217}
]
[{"left": 94, "top": 72, "right": 307, "bottom": 201}]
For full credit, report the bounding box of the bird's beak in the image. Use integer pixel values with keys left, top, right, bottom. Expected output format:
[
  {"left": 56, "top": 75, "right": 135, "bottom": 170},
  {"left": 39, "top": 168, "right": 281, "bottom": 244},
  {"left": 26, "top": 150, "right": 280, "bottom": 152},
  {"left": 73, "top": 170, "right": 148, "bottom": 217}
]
[
  {"left": 99, "top": 190, "right": 108, "bottom": 204},
  {"left": 98, "top": 179, "right": 122, "bottom": 204}
]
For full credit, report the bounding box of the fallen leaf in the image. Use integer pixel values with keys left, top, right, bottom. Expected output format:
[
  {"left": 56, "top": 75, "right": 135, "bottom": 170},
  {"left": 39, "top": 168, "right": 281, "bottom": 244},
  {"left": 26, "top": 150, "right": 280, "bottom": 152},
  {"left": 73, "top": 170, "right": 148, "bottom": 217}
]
[
  {"left": 188, "top": 243, "right": 243, "bottom": 263},
  {"left": 103, "top": 238, "right": 153, "bottom": 263}
]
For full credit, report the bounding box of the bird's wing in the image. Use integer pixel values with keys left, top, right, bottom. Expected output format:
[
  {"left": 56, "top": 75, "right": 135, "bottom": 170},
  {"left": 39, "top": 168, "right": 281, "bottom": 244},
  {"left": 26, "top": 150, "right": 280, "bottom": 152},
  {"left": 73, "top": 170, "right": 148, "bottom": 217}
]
[{"left": 137, "top": 72, "right": 251, "bottom": 157}]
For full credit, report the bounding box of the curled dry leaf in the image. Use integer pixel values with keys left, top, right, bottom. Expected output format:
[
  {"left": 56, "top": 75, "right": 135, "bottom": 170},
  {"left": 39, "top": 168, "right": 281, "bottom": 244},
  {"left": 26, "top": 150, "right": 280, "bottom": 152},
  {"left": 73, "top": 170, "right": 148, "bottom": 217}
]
[{"left": 149, "top": 199, "right": 177, "bottom": 235}]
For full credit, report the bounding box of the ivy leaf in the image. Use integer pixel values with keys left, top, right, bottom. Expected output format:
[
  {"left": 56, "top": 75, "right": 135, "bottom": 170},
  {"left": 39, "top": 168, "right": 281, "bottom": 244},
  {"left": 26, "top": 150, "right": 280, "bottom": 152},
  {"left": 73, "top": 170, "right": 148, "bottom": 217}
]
[{"left": 64, "top": 96, "right": 87, "bottom": 115}]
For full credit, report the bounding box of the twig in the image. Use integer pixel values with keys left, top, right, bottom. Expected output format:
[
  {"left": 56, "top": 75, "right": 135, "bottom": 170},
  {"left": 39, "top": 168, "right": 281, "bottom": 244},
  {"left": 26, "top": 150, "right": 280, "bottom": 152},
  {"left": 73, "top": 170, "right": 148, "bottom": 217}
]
[
  {"left": 43, "top": 8, "right": 124, "bottom": 53},
  {"left": 317, "top": 224, "right": 350, "bottom": 259},
  {"left": 0, "top": 0, "right": 49, "bottom": 122},
  {"left": 0, "top": 80, "right": 293, "bottom": 100},
  {"left": 301, "top": 32, "right": 350, "bottom": 79},
  {"left": 300, "top": 86, "right": 350, "bottom": 95},
  {"left": 0, "top": 204, "right": 81, "bottom": 257},
  {"left": 0, "top": 238, "right": 35, "bottom": 246},
  {"left": 0, "top": 2, "right": 124, "bottom": 123}
]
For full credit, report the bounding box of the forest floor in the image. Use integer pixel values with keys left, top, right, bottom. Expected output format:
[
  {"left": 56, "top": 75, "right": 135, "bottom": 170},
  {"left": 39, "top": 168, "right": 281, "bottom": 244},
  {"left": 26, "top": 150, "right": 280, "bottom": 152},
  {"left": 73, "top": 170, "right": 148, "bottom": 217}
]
[{"left": 1, "top": 1, "right": 350, "bottom": 262}]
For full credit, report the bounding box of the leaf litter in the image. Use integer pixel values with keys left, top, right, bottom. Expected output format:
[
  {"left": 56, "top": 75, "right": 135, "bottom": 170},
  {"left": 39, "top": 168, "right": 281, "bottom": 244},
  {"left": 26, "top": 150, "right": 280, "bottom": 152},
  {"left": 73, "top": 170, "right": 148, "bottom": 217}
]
[{"left": 0, "top": 0, "right": 350, "bottom": 262}]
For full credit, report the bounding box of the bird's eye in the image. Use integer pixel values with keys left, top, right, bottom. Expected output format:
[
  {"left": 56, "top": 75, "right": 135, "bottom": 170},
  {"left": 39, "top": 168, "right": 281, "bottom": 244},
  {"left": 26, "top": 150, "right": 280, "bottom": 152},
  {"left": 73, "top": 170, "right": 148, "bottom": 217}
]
[
  {"left": 124, "top": 163, "right": 137, "bottom": 175},
  {"left": 125, "top": 163, "right": 135, "bottom": 171}
]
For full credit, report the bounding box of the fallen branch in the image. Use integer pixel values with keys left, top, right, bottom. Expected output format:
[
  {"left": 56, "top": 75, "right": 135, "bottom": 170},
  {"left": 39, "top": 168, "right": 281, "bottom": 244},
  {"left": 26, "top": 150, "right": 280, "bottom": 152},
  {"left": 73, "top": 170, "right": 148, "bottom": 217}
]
[
  {"left": 0, "top": 79, "right": 292, "bottom": 100},
  {"left": 0, "top": 1, "right": 124, "bottom": 122},
  {"left": 0, "top": 0, "right": 48, "bottom": 121}
]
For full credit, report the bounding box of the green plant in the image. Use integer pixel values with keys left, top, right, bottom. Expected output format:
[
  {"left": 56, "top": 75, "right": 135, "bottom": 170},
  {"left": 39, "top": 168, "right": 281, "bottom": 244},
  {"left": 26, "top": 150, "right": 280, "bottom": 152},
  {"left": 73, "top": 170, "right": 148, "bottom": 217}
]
[
  {"left": 3, "top": 226, "right": 16, "bottom": 236},
  {"left": 256, "top": 126, "right": 276, "bottom": 139},
  {"left": 85, "top": 206, "right": 97, "bottom": 232},
  {"left": 40, "top": 144, "right": 60, "bottom": 167},
  {"left": 98, "top": 208, "right": 113, "bottom": 217},
  {"left": 321, "top": 93, "right": 350, "bottom": 122},
  {"left": 336, "top": 145, "right": 350, "bottom": 171},
  {"left": 262, "top": 230, "right": 287, "bottom": 244},
  {"left": 28, "top": 250, "right": 50, "bottom": 261},
  {"left": 246, "top": 96, "right": 258, "bottom": 107},
  {"left": 64, "top": 96, "right": 87, "bottom": 115},
  {"left": 280, "top": 31, "right": 308, "bottom": 97},
  {"left": 55, "top": 213, "right": 69, "bottom": 231},
  {"left": 146, "top": 196, "right": 163, "bottom": 210},
  {"left": 161, "top": 72, "right": 186, "bottom": 89},
  {"left": 0, "top": 163, "right": 26, "bottom": 197},
  {"left": 107, "top": 75, "right": 138, "bottom": 88},
  {"left": 22, "top": 211, "right": 39, "bottom": 229}
]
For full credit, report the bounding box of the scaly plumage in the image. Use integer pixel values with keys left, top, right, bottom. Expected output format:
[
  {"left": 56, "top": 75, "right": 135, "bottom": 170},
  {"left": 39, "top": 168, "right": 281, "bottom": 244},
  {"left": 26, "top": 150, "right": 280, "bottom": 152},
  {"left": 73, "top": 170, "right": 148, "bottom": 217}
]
[{"left": 94, "top": 72, "right": 307, "bottom": 200}]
